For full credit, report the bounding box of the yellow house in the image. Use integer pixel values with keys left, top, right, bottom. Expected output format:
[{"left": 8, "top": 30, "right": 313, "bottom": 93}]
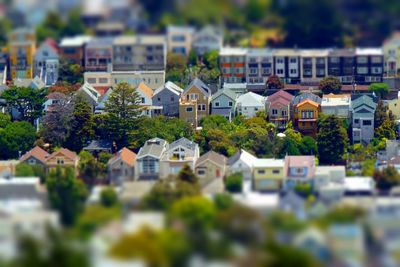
[
  {"left": 252, "top": 158, "right": 285, "bottom": 191},
  {"left": 179, "top": 78, "right": 211, "bottom": 127},
  {"left": 294, "top": 99, "right": 320, "bottom": 137},
  {"left": 45, "top": 148, "right": 79, "bottom": 173},
  {"left": 387, "top": 95, "right": 400, "bottom": 119},
  {"left": 9, "top": 28, "right": 36, "bottom": 80}
]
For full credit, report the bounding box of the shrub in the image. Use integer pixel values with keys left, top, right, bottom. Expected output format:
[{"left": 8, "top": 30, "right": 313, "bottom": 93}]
[{"left": 225, "top": 173, "right": 243, "bottom": 193}]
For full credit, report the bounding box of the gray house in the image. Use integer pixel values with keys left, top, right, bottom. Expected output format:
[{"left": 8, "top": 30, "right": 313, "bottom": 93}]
[
  {"left": 211, "top": 88, "right": 237, "bottom": 121},
  {"left": 152, "top": 81, "right": 183, "bottom": 117},
  {"left": 192, "top": 26, "right": 223, "bottom": 56},
  {"left": 135, "top": 138, "right": 169, "bottom": 180},
  {"left": 351, "top": 95, "right": 376, "bottom": 144},
  {"left": 34, "top": 38, "right": 59, "bottom": 86}
]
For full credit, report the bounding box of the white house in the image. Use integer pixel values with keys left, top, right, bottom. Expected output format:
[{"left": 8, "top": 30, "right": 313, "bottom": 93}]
[
  {"left": 236, "top": 92, "right": 266, "bottom": 118},
  {"left": 227, "top": 149, "right": 257, "bottom": 180}
]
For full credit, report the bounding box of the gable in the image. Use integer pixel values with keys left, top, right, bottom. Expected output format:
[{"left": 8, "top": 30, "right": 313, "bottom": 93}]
[
  {"left": 354, "top": 107, "right": 373, "bottom": 114},
  {"left": 212, "top": 94, "right": 234, "bottom": 104},
  {"left": 184, "top": 85, "right": 205, "bottom": 97}
]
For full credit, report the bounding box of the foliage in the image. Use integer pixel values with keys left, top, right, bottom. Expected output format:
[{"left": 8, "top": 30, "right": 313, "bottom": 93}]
[
  {"left": 299, "top": 136, "right": 318, "bottom": 155},
  {"left": 177, "top": 164, "right": 198, "bottom": 184},
  {"left": 78, "top": 151, "right": 103, "bottom": 187},
  {"left": 319, "top": 205, "right": 366, "bottom": 226},
  {"left": 0, "top": 121, "right": 36, "bottom": 160},
  {"left": 319, "top": 76, "right": 342, "bottom": 94},
  {"left": 1, "top": 86, "right": 47, "bottom": 124},
  {"left": 203, "top": 50, "right": 219, "bottom": 69},
  {"left": 362, "top": 159, "right": 376, "bottom": 176},
  {"left": 100, "top": 187, "right": 119, "bottom": 207},
  {"left": 373, "top": 166, "right": 400, "bottom": 191},
  {"left": 375, "top": 119, "right": 395, "bottom": 140},
  {"left": 0, "top": 17, "right": 11, "bottom": 46},
  {"left": 266, "top": 211, "right": 305, "bottom": 233},
  {"left": 317, "top": 115, "right": 348, "bottom": 164},
  {"left": 266, "top": 75, "right": 284, "bottom": 90},
  {"left": 46, "top": 167, "right": 88, "bottom": 226},
  {"left": 225, "top": 172, "right": 243, "bottom": 193},
  {"left": 166, "top": 53, "right": 187, "bottom": 85},
  {"left": 213, "top": 193, "right": 234, "bottom": 210},
  {"left": 15, "top": 163, "right": 46, "bottom": 182},
  {"left": 374, "top": 100, "right": 393, "bottom": 130},
  {"left": 368, "top": 83, "right": 390, "bottom": 98},
  {"left": 58, "top": 60, "right": 84, "bottom": 84},
  {"left": 294, "top": 183, "right": 313, "bottom": 197}
]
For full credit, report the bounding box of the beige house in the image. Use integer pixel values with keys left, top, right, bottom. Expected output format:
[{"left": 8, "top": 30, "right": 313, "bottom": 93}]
[
  {"left": 195, "top": 151, "right": 227, "bottom": 181},
  {"left": 179, "top": 78, "right": 211, "bottom": 127},
  {"left": 45, "top": 148, "right": 79, "bottom": 173},
  {"left": 107, "top": 148, "right": 136, "bottom": 185},
  {"left": 166, "top": 25, "right": 195, "bottom": 56}
]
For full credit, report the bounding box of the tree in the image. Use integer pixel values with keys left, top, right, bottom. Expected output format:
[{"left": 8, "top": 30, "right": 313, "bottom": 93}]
[
  {"left": 177, "top": 164, "right": 198, "bottom": 184},
  {"left": 373, "top": 166, "right": 400, "bottom": 192},
  {"left": 188, "top": 49, "right": 198, "bottom": 66},
  {"left": 105, "top": 82, "right": 143, "bottom": 148},
  {"left": 46, "top": 167, "right": 88, "bottom": 226},
  {"left": 369, "top": 82, "right": 390, "bottom": 98},
  {"left": 0, "top": 121, "right": 36, "bottom": 159},
  {"left": 60, "top": 8, "right": 85, "bottom": 38},
  {"left": 375, "top": 119, "right": 395, "bottom": 140},
  {"left": 36, "top": 11, "right": 64, "bottom": 42},
  {"left": 100, "top": 187, "right": 119, "bottom": 207},
  {"left": 203, "top": 50, "right": 219, "bottom": 69},
  {"left": 225, "top": 172, "right": 243, "bottom": 193},
  {"left": 299, "top": 136, "right": 318, "bottom": 155},
  {"left": 319, "top": 76, "right": 341, "bottom": 94},
  {"left": 0, "top": 18, "right": 12, "bottom": 46},
  {"left": 317, "top": 115, "right": 349, "bottom": 164},
  {"left": 58, "top": 60, "right": 83, "bottom": 84},
  {"left": 166, "top": 53, "right": 187, "bottom": 84},
  {"left": 374, "top": 100, "right": 391, "bottom": 129},
  {"left": 266, "top": 75, "right": 284, "bottom": 90},
  {"left": 78, "top": 151, "right": 101, "bottom": 188},
  {"left": 1, "top": 86, "right": 47, "bottom": 124},
  {"left": 276, "top": 136, "right": 301, "bottom": 158}
]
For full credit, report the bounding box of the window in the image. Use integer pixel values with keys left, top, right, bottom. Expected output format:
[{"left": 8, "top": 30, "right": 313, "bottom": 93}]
[
  {"left": 157, "top": 97, "right": 161, "bottom": 101},
  {"left": 141, "top": 97, "right": 145, "bottom": 103},
  {"left": 371, "top": 56, "right": 382, "bottom": 63},
  {"left": 186, "top": 107, "right": 193, "bottom": 112},
  {"left": 272, "top": 109, "right": 278, "bottom": 115},
  {"left": 172, "top": 35, "right": 185, "bottom": 42},
  {"left": 357, "top": 56, "right": 368, "bottom": 64},
  {"left": 357, "top": 67, "right": 368, "bottom": 74},
  {"left": 303, "top": 58, "right": 312, "bottom": 65},
  {"left": 215, "top": 101, "right": 220, "bottom": 107},
  {"left": 197, "top": 170, "right": 205, "bottom": 176},
  {"left": 354, "top": 119, "right": 359, "bottom": 124},
  {"left": 289, "top": 57, "right": 297, "bottom": 63},
  {"left": 262, "top": 68, "right": 271, "bottom": 75},
  {"left": 228, "top": 101, "right": 233, "bottom": 107},
  {"left": 198, "top": 104, "right": 206, "bottom": 111},
  {"left": 56, "top": 157, "right": 64, "bottom": 165},
  {"left": 170, "top": 96, "right": 175, "bottom": 102},
  {"left": 272, "top": 170, "right": 280, "bottom": 174},
  {"left": 301, "top": 110, "right": 314, "bottom": 119},
  {"left": 190, "top": 93, "right": 198, "bottom": 100},
  {"left": 290, "top": 69, "right": 297, "bottom": 75},
  {"left": 87, "top": 78, "right": 96, "bottom": 84},
  {"left": 99, "top": 78, "right": 108, "bottom": 84},
  {"left": 363, "top": 120, "right": 372, "bottom": 126},
  {"left": 330, "top": 57, "right": 340, "bottom": 63},
  {"left": 258, "top": 170, "right": 266, "bottom": 174},
  {"left": 316, "top": 58, "right": 325, "bottom": 64},
  {"left": 371, "top": 67, "right": 382, "bottom": 74},
  {"left": 276, "top": 58, "right": 284, "bottom": 64},
  {"left": 277, "top": 69, "right": 284, "bottom": 74},
  {"left": 142, "top": 158, "right": 156, "bottom": 174},
  {"left": 250, "top": 68, "right": 258, "bottom": 74}
]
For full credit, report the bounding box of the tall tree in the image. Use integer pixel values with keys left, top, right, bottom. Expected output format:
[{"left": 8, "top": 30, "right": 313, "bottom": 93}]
[
  {"left": 368, "top": 83, "right": 390, "bottom": 99},
  {"left": 1, "top": 86, "right": 47, "bottom": 124},
  {"left": 319, "top": 76, "right": 342, "bottom": 94},
  {"left": 317, "top": 115, "right": 349, "bottom": 164},
  {"left": 105, "top": 82, "right": 142, "bottom": 148},
  {"left": 36, "top": 11, "right": 64, "bottom": 42},
  {"left": 0, "top": 121, "right": 36, "bottom": 159},
  {"left": 375, "top": 119, "right": 396, "bottom": 140},
  {"left": 374, "top": 100, "right": 392, "bottom": 129}
]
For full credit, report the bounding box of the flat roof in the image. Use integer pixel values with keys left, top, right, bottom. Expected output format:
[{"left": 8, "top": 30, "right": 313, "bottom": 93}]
[
  {"left": 355, "top": 48, "right": 383, "bottom": 56},
  {"left": 113, "top": 35, "right": 166, "bottom": 45},
  {"left": 300, "top": 49, "right": 330, "bottom": 57},
  {"left": 253, "top": 158, "right": 284, "bottom": 168},
  {"left": 60, "top": 35, "right": 92, "bottom": 47},
  {"left": 220, "top": 47, "right": 248, "bottom": 56}
]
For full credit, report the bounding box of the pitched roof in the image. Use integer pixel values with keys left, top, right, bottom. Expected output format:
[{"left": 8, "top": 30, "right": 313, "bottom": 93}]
[
  {"left": 154, "top": 81, "right": 183, "bottom": 96},
  {"left": 79, "top": 82, "right": 101, "bottom": 103},
  {"left": 43, "top": 38, "right": 59, "bottom": 53},
  {"left": 237, "top": 92, "right": 265, "bottom": 107},
  {"left": 20, "top": 146, "right": 49, "bottom": 164},
  {"left": 137, "top": 82, "right": 153, "bottom": 98},
  {"left": 196, "top": 151, "right": 227, "bottom": 167},
  {"left": 109, "top": 148, "right": 136, "bottom": 167},
  {"left": 185, "top": 78, "right": 211, "bottom": 96},
  {"left": 228, "top": 149, "right": 257, "bottom": 166},
  {"left": 168, "top": 137, "right": 198, "bottom": 151},
  {"left": 296, "top": 99, "right": 320, "bottom": 108},
  {"left": 47, "top": 148, "right": 78, "bottom": 162},
  {"left": 267, "top": 90, "right": 294, "bottom": 103},
  {"left": 137, "top": 138, "right": 168, "bottom": 159},
  {"left": 292, "top": 92, "right": 321, "bottom": 105},
  {"left": 83, "top": 140, "right": 112, "bottom": 151},
  {"left": 211, "top": 88, "right": 237, "bottom": 102},
  {"left": 351, "top": 95, "right": 376, "bottom": 110}
]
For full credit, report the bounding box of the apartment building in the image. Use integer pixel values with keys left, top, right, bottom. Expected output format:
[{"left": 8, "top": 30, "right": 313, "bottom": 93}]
[
  {"left": 9, "top": 28, "right": 36, "bottom": 79},
  {"left": 85, "top": 37, "right": 113, "bottom": 72},
  {"left": 220, "top": 47, "right": 247, "bottom": 84},
  {"left": 351, "top": 95, "right": 377, "bottom": 145},
  {"left": 273, "top": 49, "right": 301, "bottom": 84},
  {"left": 300, "top": 49, "right": 329, "bottom": 83},
  {"left": 166, "top": 25, "right": 195, "bottom": 56},
  {"left": 112, "top": 35, "right": 166, "bottom": 72},
  {"left": 327, "top": 49, "right": 356, "bottom": 84},
  {"left": 246, "top": 48, "right": 274, "bottom": 86},
  {"left": 59, "top": 35, "right": 92, "bottom": 67},
  {"left": 354, "top": 48, "right": 383, "bottom": 84}
]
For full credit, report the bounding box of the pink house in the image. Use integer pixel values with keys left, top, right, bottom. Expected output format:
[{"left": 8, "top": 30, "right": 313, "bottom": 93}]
[{"left": 265, "top": 90, "right": 294, "bottom": 130}]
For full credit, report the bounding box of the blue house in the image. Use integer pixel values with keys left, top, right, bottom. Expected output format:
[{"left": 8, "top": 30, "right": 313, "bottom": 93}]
[{"left": 210, "top": 88, "right": 237, "bottom": 121}]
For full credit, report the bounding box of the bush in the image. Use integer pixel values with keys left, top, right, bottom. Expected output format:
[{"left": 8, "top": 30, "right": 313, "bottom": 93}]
[
  {"left": 214, "top": 193, "right": 234, "bottom": 210},
  {"left": 225, "top": 173, "right": 243, "bottom": 193},
  {"left": 100, "top": 187, "right": 119, "bottom": 207},
  {"left": 294, "top": 183, "right": 313, "bottom": 197}
]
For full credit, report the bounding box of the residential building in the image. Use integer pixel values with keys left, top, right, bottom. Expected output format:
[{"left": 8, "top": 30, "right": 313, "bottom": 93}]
[
  {"left": 166, "top": 25, "right": 195, "bottom": 56},
  {"left": 112, "top": 35, "right": 166, "bottom": 71},
  {"left": 211, "top": 88, "right": 237, "bottom": 121},
  {"left": 136, "top": 82, "right": 159, "bottom": 117},
  {"left": 327, "top": 49, "right": 355, "bottom": 84},
  {"left": 236, "top": 92, "right": 265, "bottom": 118},
  {"left": 220, "top": 47, "right": 247, "bottom": 83},
  {"left": 265, "top": 90, "right": 294, "bottom": 130},
  {"left": 279, "top": 191, "right": 306, "bottom": 219},
  {"left": 252, "top": 158, "right": 285, "bottom": 191},
  {"left": 246, "top": 48, "right": 274, "bottom": 87},
  {"left": 222, "top": 83, "right": 247, "bottom": 96},
  {"left": 343, "top": 176, "right": 376, "bottom": 195},
  {"left": 83, "top": 140, "right": 113, "bottom": 155},
  {"left": 152, "top": 81, "right": 183, "bottom": 117},
  {"left": 284, "top": 155, "right": 316, "bottom": 190},
  {"left": 59, "top": 35, "right": 92, "bottom": 67},
  {"left": 34, "top": 38, "right": 59, "bottom": 85},
  {"left": 355, "top": 48, "right": 384, "bottom": 84},
  {"left": 19, "top": 146, "right": 49, "bottom": 166},
  {"left": 292, "top": 92, "right": 322, "bottom": 136},
  {"left": 107, "top": 147, "right": 136, "bottom": 185},
  {"left": 84, "top": 37, "right": 113, "bottom": 72},
  {"left": 227, "top": 149, "right": 257, "bottom": 180},
  {"left": 351, "top": 95, "right": 377, "bottom": 144},
  {"left": 387, "top": 91, "right": 400, "bottom": 119},
  {"left": 321, "top": 94, "right": 351, "bottom": 120},
  {"left": 95, "top": 88, "right": 113, "bottom": 114},
  {"left": 45, "top": 148, "right": 79, "bottom": 172},
  {"left": 299, "top": 49, "right": 329, "bottom": 83},
  {"left": 195, "top": 151, "right": 227, "bottom": 181},
  {"left": 314, "top": 166, "right": 346, "bottom": 191},
  {"left": 95, "top": 22, "right": 124, "bottom": 37},
  {"left": 135, "top": 138, "right": 169, "bottom": 180},
  {"left": 83, "top": 71, "right": 112, "bottom": 95},
  {"left": 8, "top": 28, "right": 36, "bottom": 79},
  {"left": 383, "top": 32, "right": 400, "bottom": 77},
  {"left": 273, "top": 49, "right": 301, "bottom": 84},
  {"left": 13, "top": 76, "right": 45, "bottom": 89},
  {"left": 179, "top": 78, "right": 211, "bottom": 127},
  {"left": 160, "top": 137, "right": 200, "bottom": 177},
  {"left": 192, "top": 25, "right": 223, "bottom": 56},
  {"left": 77, "top": 82, "right": 101, "bottom": 110}
]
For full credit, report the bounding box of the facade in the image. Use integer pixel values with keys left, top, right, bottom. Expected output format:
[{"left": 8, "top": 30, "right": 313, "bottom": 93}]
[
  {"left": 246, "top": 48, "right": 274, "bottom": 86},
  {"left": 236, "top": 92, "right": 265, "bottom": 118},
  {"left": 292, "top": 92, "right": 322, "bottom": 136},
  {"left": 314, "top": 166, "right": 346, "bottom": 191},
  {"left": 227, "top": 149, "right": 257, "bottom": 180},
  {"left": 136, "top": 82, "right": 158, "bottom": 117},
  {"left": 284, "top": 155, "right": 316, "bottom": 190},
  {"left": 327, "top": 49, "right": 356, "bottom": 84},
  {"left": 354, "top": 48, "right": 384, "bottom": 84},
  {"left": 383, "top": 32, "right": 400, "bottom": 77},
  {"left": 211, "top": 88, "right": 237, "bottom": 121},
  {"left": 34, "top": 38, "right": 59, "bottom": 85},
  {"left": 179, "top": 78, "right": 211, "bottom": 127},
  {"left": 9, "top": 28, "right": 36, "bottom": 79},
  {"left": 192, "top": 26, "right": 223, "bottom": 56},
  {"left": 195, "top": 151, "right": 227, "bottom": 181},
  {"left": 152, "top": 81, "right": 183, "bottom": 117},
  {"left": 112, "top": 35, "right": 166, "bottom": 71},
  {"left": 160, "top": 137, "right": 200, "bottom": 178},
  {"left": 220, "top": 47, "right": 248, "bottom": 84},
  {"left": 20, "top": 146, "right": 49, "bottom": 166},
  {"left": 273, "top": 49, "right": 301, "bottom": 84},
  {"left": 321, "top": 94, "right": 351, "bottom": 120},
  {"left": 135, "top": 138, "right": 169, "bottom": 180},
  {"left": 252, "top": 158, "right": 285, "bottom": 191},
  {"left": 299, "top": 49, "right": 329, "bottom": 83},
  {"left": 59, "top": 35, "right": 92, "bottom": 67},
  {"left": 77, "top": 82, "right": 101, "bottom": 110},
  {"left": 351, "top": 95, "right": 377, "bottom": 144},
  {"left": 85, "top": 37, "right": 113, "bottom": 72},
  {"left": 265, "top": 90, "right": 294, "bottom": 130},
  {"left": 166, "top": 25, "right": 195, "bottom": 56},
  {"left": 45, "top": 148, "right": 79, "bottom": 172},
  {"left": 107, "top": 148, "right": 136, "bottom": 185}
]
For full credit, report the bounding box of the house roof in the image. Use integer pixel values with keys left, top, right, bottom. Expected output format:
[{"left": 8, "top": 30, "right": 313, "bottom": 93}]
[
  {"left": 0, "top": 177, "right": 45, "bottom": 201},
  {"left": 196, "top": 151, "right": 227, "bottom": 168},
  {"left": 113, "top": 35, "right": 165, "bottom": 46},
  {"left": 219, "top": 47, "right": 247, "bottom": 56},
  {"left": 137, "top": 82, "right": 153, "bottom": 99},
  {"left": 344, "top": 176, "right": 375, "bottom": 192},
  {"left": 154, "top": 81, "right": 183, "bottom": 96},
  {"left": 296, "top": 99, "right": 320, "bottom": 108},
  {"left": 60, "top": 35, "right": 92, "bottom": 47},
  {"left": 279, "top": 190, "right": 305, "bottom": 209},
  {"left": 321, "top": 94, "right": 351, "bottom": 107},
  {"left": 285, "top": 155, "right": 316, "bottom": 178},
  {"left": 168, "top": 137, "right": 198, "bottom": 152},
  {"left": 300, "top": 49, "right": 330, "bottom": 57},
  {"left": 355, "top": 47, "right": 383, "bottom": 56},
  {"left": 109, "top": 148, "right": 136, "bottom": 167},
  {"left": 211, "top": 88, "right": 237, "bottom": 102},
  {"left": 86, "top": 37, "right": 114, "bottom": 49},
  {"left": 328, "top": 49, "right": 355, "bottom": 57},
  {"left": 47, "top": 148, "right": 78, "bottom": 162},
  {"left": 351, "top": 95, "right": 376, "bottom": 110},
  {"left": 237, "top": 92, "right": 265, "bottom": 107},
  {"left": 185, "top": 78, "right": 211, "bottom": 96},
  {"left": 253, "top": 158, "right": 284, "bottom": 168},
  {"left": 137, "top": 138, "right": 168, "bottom": 159},
  {"left": 20, "top": 146, "right": 49, "bottom": 164},
  {"left": 78, "top": 82, "right": 101, "bottom": 103},
  {"left": 292, "top": 92, "right": 322, "bottom": 105},
  {"left": 83, "top": 140, "right": 112, "bottom": 151},
  {"left": 167, "top": 25, "right": 195, "bottom": 34},
  {"left": 267, "top": 90, "right": 294, "bottom": 104},
  {"left": 228, "top": 149, "right": 257, "bottom": 166},
  {"left": 13, "top": 76, "right": 45, "bottom": 89},
  {"left": 96, "top": 87, "right": 114, "bottom": 110},
  {"left": 43, "top": 38, "right": 59, "bottom": 53}
]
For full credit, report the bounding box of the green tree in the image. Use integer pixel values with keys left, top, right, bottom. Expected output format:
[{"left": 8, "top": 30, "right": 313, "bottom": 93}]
[
  {"left": 225, "top": 172, "right": 243, "bottom": 193},
  {"left": 276, "top": 136, "right": 301, "bottom": 158},
  {"left": 36, "top": 11, "right": 64, "bottom": 42},
  {"left": 374, "top": 100, "right": 392, "bottom": 129},
  {"left": 1, "top": 86, "right": 47, "bottom": 124},
  {"left": 60, "top": 8, "right": 86, "bottom": 37},
  {"left": 0, "top": 121, "right": 36, "bottom": 159},
  {"left": 369, "top": 82, "right": 390, "bottom": 98},
  {"left": 0, "top": 18, "right": 12, "bottom": 46},
  {"left": 319, "top": 76, "right": 342, "bottom": 94},
  {"left": 177, "top": 164, "right": 198, "bottom": 184},
  {"left": 299, "top": 136, "right": 318, "bottom": 155},
  {"left": 58, "top": 60, "right": 84, "bottom": 84},
  {"left": 100, "top": 187, "right": 119, "bottom": 207},
  {"left": 46, "top": 167, "right": 88, "bottom": 226},
  {"left": 105, "top": 82, "right": 142, "bottom": 148},
  {"left": 203, "top": 50, "right": 219, "bottom": 69},
  {"left": 15, "top": 163, "right": 35, "bottom": 177},
  {"left": 166, "top": 53, "right": 187, "bottom": 84},
  {"left": 78, "top": 151, "right": 101, "bottom": 188},
  {"left": 188, "top": 49, "right": 198, "bottom": 66},
  {"left": 373, "top": 166, "right": 400, "bottom": 192},
  {"left": 375, "top": 119, "right": 395, "bottom": 140},
  {"left": 317, "top": 115, "right": 349, "bottom": 164}
]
